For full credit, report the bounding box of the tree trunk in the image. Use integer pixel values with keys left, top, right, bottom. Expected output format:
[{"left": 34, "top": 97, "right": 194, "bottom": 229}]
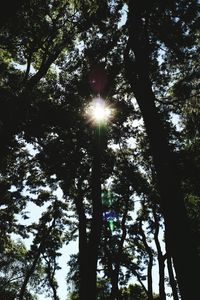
[
  {"left": 110, "top": 190, "right": 129, "bottom": 300},
  {"left": 125, "top": 2, "right": 200, "bottom": 299},
  {"left": 110, "top": 270, "right": 120, "bottom": 300},
  {"left": 152, "top": 208, "right": 166, "bottom": 300},
  {"left": 76, "top": 126, "right": 103, "bottom": 300},
  {"left": 18, "top": 240, "right": 45, "bottom": 300},
  {"left": 18, "top": 219, "right": 56, "bottom": 300},
  {"left": 74, "top": 188, "right": 88, "bottom": 300},
  {"left": 140, "top": 220, "right": 154, "bottom": 300},
  {"left": 88, "top": 126, "right": 103, "bottom": 299},
  {"left": 166, "top": 247, "right": 179, "bottom": 300}
]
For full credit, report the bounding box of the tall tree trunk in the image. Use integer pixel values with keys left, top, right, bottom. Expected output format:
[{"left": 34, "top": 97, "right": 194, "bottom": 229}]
[
  {"left": 76, "top": 127, "right": 103, "bottom": 300},
  {"left": 103, "top": 230, "right": 116, "bottom": 299},
  {"left": 139, "top": 220, "right": 154, "bottom": 300},
  {"left": 45, "top": 259, "right": 60, "bottom": 300},
  {"left": 74, "top": 187, "right": 88, "bottom": 300},
  {"left": 166, "top": 245, "right": 179, "bottom": 300},
  {"left": 152, "top": 208, "right": 166, "bottom": 300},
  {"left": 88, "top": 126, "right": 103, "bottom": 299},
  {"left": 110, "top": 270, "right": 120, "bottom": 300},
  {"left": 125, "top": 2, "right": 200, "bottom": 299},
  {"left": 110, "top": 192, "right": 129, "bottom": 300}
]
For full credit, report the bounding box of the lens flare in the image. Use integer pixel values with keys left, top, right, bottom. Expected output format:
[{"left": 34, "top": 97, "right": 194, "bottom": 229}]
[
  {"left": 86, "top": 97, "right": 113, "bottom": 124},
  {"left": 108, "top": 219, "right": 114, "bottom": 232},
  {"left": 92, "top": 102, "right": 111, "bottom": 122}
]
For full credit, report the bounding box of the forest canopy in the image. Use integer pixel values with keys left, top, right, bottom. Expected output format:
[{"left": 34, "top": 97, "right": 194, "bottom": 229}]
[{"left": 0, "top": 1, "right": 200, "bottom": 299}]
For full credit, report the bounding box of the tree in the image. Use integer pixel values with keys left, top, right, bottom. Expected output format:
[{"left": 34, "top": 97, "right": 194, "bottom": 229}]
[
  {"left": 124, "top": 1, "right": 200, "bottom": 298},
  {"left": 0, "top": 238, "right": 42, "bottom": 300},
  {"left": 121, "top": 283, "right": 159, "bottom": 300},
  {"left": 0, "top": 1, "right": 200, "bottom": 299}
]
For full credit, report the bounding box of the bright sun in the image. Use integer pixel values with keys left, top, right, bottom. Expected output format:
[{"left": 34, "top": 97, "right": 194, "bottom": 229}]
[{"left": 86, "top": 97, "right": 112, "bottom": 124}]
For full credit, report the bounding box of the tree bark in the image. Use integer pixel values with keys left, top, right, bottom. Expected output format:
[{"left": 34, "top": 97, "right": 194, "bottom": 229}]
[
  {"left": 74, "top": 181, "right": 88, "bottom": 300},
  {"left": 110, "top": 269, "right": 120, "bottom": 300},
  {"left": 152, "top": 208, "right": 166, "bottom": 300},
  {"left": 75, "top": 126, "right": 103, "bottom": 300},
  {"left": 109, "top": 194, "right": 128, "bottom": 300},
  {"left": 125, "top": 2, "right": 200, "bottom": 299},
  {"left": 88, "top": 126, "right": 103, "bottom": 299},
  {"left": 166, "top": 247, "right": 179, "bottom": 300},
  {"left": 139, "top": 220, "right": 154, "bottom": 300},
  {"left": 45, "top": 258, "right": 60, "bottom": 300}
]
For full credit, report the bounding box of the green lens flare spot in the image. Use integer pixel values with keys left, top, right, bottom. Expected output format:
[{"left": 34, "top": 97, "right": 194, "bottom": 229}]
[{"left": 109, "top": 219, "right": 115, "bottom": 232}]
